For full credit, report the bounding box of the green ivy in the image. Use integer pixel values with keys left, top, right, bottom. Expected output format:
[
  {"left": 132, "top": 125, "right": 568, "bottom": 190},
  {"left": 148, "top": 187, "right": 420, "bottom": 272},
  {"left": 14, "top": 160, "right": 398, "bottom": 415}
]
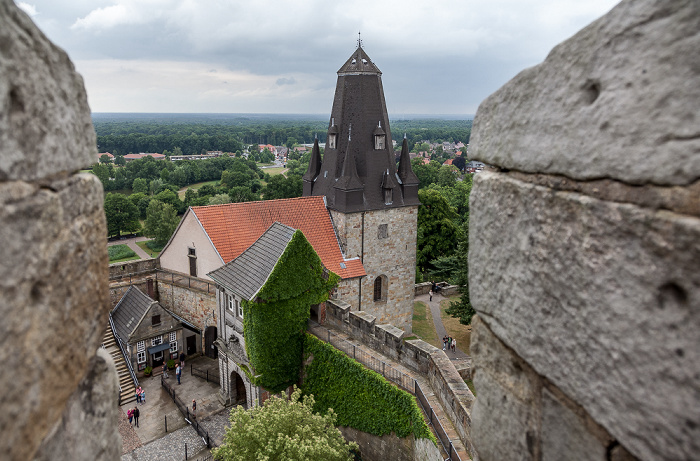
[
  {"left": 302, "top": 334, "right": 436, "bottom": 444},
  {"left": 243, "top": 230, "right": 339, "bottom": 393}
]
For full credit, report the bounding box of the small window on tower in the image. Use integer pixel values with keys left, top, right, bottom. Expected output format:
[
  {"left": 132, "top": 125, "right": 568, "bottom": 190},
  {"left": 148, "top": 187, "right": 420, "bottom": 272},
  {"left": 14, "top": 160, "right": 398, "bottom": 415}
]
[
  {"left": 378, "top": 224, "right": 388, "bottom": 239},
  {"left": 328, "top": 134, "right": 337, "bottom": 149},
  {"left": 375, "top": 135, "right": 385, "bottom": 150},
  {"left": 384, "top": 188, "right": 393, "bottom": 205}
]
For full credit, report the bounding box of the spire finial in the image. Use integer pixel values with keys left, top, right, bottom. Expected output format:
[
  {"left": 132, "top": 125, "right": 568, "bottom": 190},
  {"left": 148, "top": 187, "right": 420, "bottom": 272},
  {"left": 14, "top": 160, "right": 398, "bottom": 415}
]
[{"left": 357, "top": 31, "right": 362, "bottom": 49}]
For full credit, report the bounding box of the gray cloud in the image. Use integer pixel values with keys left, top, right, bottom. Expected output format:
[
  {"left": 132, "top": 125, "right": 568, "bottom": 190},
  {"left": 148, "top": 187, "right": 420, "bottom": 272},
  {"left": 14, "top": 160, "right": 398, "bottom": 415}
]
[{"left": 18, "top": 0, "right": 620, "bottom": 114}]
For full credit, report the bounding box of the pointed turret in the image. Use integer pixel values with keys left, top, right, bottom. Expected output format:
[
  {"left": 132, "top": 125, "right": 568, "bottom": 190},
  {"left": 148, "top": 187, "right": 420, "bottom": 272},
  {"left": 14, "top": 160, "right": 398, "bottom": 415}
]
[
  {"left": 302, "top": 137, "right": 322, "bottom": 196},
  {"left": 305, "top": 43, "right": 416, "bottom": 212},
  {"left": 397, "top": 136, "right": 420, "bottom": 205}
]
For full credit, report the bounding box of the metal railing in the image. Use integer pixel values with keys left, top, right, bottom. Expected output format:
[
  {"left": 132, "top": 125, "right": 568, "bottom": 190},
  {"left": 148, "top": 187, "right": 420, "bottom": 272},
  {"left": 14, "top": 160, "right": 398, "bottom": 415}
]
[
  {"left": 307, "top": 320, "right": 463, "bottom": 461},
  {"left": 415, "top": 381, "right": 462, "bottom": 461},
  {"left": 161, "top": 375, "right": 211, "bottom": 449},
  {"left": 191, "top": 364, "right": 220, "bottom": 384},
  {"left": 108, "top": 315, "right": 138, "bottom": 404},
  {"left": 156, "top": 269, "right": 216, "bottom": 294}
]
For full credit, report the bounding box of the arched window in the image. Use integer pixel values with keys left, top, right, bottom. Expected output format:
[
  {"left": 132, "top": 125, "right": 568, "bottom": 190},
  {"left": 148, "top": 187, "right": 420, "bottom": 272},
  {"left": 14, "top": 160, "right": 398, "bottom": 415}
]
[{"left": 373, "top": 275, "right": 388, "bottom": 302}]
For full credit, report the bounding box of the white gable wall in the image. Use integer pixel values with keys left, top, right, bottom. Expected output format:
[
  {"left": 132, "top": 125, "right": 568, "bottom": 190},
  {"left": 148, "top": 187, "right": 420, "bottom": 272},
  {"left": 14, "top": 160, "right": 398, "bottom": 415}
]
[{"left": 159, "top": 211, "right": 223, "bottom": 280}]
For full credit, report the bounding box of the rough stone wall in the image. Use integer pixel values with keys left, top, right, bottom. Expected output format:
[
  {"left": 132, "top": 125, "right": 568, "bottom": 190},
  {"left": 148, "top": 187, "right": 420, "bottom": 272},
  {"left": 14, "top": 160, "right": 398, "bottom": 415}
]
[
  {"left": 330, "top": 206, "right": 418, "bottom": 331},
  {"left": 338, "top": 427, "right": 442, "bottom": 461},
  {"left": 157, "top": 280, "right": 217, "bottom": 332},
  {"left": 468, "top": 1, "right": 700, "bottom": 460},
  {"left": 0, "top": 1, "right": 119, "bottom": 459}
]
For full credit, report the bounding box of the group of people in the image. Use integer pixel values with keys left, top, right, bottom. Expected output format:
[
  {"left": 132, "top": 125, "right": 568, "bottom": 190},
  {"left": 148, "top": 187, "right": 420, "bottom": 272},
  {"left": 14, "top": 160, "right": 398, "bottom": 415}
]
[
  {"left": 134, "top": 386, "right": 145, "bottom": 404},
  {"left": 127, "top": 406, "right": 140, "bottom": 427},
  {"left": 443, "top": 335, "right": 457, "bottom": 353}
]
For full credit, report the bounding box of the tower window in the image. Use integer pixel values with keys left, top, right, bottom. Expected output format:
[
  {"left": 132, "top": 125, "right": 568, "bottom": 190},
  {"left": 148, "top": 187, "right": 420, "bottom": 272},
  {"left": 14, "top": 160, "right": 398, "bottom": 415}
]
[
  {"left": 375, "top": 135, "right": 385, "bottom": 150},
  {"left": 328, "top": 134, "right": 337, "bottom": 149},
  {"left": 383, "top": 188, "right": 393, "bottom": 205},
  {"left": 373, "top": 275, "right": 388, "bottom": 302},
  {"left": 378, "top": 224, "right": 388, "bottom": 239}
]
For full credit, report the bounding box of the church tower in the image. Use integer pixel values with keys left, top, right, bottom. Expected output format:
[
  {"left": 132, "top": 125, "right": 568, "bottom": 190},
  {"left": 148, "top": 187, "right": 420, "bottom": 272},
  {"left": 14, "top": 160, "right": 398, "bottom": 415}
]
[{"left": 304, "top": 42, "right": 420, "bottom": 331}]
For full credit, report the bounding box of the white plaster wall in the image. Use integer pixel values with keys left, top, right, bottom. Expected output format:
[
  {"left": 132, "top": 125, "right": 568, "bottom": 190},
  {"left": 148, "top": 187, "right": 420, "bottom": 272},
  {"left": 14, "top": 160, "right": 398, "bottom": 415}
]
[{"left": 160, "top": 211, "right": 224, "bottom": 280}]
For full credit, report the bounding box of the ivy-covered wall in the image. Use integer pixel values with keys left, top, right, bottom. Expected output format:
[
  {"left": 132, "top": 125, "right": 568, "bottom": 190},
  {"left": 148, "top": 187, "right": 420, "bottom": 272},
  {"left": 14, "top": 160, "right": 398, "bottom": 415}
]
[
  {"left": 243, "top": 230, "right": 339, "bottom": 393},
  {"left": 302, "top": 334, "right": 435, "bottom": 443}
]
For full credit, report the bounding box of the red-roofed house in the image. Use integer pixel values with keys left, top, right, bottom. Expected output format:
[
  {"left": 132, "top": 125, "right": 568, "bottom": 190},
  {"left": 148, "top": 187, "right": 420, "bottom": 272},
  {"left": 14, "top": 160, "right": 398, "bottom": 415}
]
[
  {"left": 97, "top": 152, "right": 114, "bottom": 163},
  {"left": 124, "top": 153, "right": 166, "bottom": 162},
  {"left": 160, "top": 196, "right": 365, "bottom": 290}
]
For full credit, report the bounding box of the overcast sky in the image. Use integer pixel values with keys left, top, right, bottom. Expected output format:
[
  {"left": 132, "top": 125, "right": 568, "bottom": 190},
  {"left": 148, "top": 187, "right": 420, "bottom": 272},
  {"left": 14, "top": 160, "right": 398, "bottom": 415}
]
[{"left": 16, "top": 0, "right": 619, "bottom": 115}]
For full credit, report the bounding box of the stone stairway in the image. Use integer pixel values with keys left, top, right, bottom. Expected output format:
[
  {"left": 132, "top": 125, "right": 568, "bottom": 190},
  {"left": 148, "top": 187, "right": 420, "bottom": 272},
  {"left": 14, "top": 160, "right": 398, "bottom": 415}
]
[{"left": 101, "top": 327, "right": 137, "bottom": 405}]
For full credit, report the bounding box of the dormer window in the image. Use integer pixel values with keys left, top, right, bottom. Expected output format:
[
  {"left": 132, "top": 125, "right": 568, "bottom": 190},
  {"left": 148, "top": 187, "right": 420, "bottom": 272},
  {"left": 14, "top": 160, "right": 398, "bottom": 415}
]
[
  {"left": 373, "top": 122, "right": 386, "bottom": 150},
  {"left": 328, "top": 119, "right": 339, "bottom": 149}
]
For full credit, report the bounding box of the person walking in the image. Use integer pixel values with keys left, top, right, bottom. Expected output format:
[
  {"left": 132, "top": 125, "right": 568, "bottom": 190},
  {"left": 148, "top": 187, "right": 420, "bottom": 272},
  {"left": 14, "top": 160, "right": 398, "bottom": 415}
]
[
  {"left": 141, "top": 389, "right": 146, "bottom": 404},
  {"left": 452, "top": 338, "right": 457, "bottom": 353},
  {"left": 180, "top": 352, "right": 186, "bottom": 367},
  {"left": 192, "top": 399, "right": 197, "bottom": 419},
  {"left": 447, "top": 336, "right": 453, "bottom": 351},
  {"left": 162, "top": 363, "right": 168, "bottom": 378},
  {"left": 429, "top": 290, "right": 433, "bottom": 302},
  {"left": 127, "top": 408, "right": 133, "bottom": 426},
  {"left": 442, "top": 335, "right": 447, "bottom": 351},
  {"left": 133, "top": 406, "right": 140, "bottom": 428},
  {"left": 176, "top": 363, "right": 181, "bottom": 385}
]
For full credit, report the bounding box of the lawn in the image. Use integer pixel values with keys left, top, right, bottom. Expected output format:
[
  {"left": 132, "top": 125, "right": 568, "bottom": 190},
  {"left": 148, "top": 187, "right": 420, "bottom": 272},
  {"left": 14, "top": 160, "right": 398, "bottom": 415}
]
[
  {"left": 108, "top": 244, "right": 140, "bottom": 263},
  {"left": 262, "top": 167, "right": 287, "bottom": 176},
  {"left": 439, "top": 295, "right": 472, "bottom": 355},
  {"left": 411, "top": 301, "right": 440, "bottom": 348},
  {"left": 177, "top": 180, "right": 220, "bottom": 199},
  {"left": 136, "top": 240, "right": 163, "bottom": 258}
]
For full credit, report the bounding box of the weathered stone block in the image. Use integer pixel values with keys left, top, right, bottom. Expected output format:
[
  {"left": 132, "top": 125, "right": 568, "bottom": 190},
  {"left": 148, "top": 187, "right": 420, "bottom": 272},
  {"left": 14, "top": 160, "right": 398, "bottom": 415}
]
[
  {"left": 470, "top": 171, "right": 700, "bottom": 460},
  {"left": 33, "top": 349, "right": 121, "bottom": 461},
  {"left": 0, "top": 0, "right": 96, "bottom": 181},
  {"left": 541, "top": 388, "right": 607, "bottom": 461},
  {"left": 0, "top": 174, "right": 109, "bottom": 459},
  {"left": 469, "top": 0, "right": 700, "bottom": 186},
  {"left": 471, "top": 316, "right": 541, "bottom": 461}
]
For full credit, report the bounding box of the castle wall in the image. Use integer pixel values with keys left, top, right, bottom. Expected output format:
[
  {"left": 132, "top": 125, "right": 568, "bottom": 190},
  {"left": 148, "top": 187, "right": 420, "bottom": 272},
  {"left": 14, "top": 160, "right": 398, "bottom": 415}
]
[
  {"left": 330, "top": 206, "right": 418, "bottom": 331},
  {"left": 468, "top": 2, "right": 700, "bottom": 460}
]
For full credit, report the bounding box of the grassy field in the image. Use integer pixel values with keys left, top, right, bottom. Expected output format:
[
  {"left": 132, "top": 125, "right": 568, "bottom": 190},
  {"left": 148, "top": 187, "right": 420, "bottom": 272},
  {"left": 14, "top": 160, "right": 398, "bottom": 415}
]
[
  {"left": 177, "top": 180, "right": 219, "bottom": 199},
  {"left": 411, "top": 301, "right": 440, "bottom": 347},
  {"left": 262, "top": 167, "right": 287, "bottom": 176},
  {"left": 108, "top": 244, "right": 140, "bottom": 263},
  {"left": 439, "top": 295, "right": 472, "bottom": 354},
  {"left": 136, "top": 240, "right": 163, "bottom": 258}
]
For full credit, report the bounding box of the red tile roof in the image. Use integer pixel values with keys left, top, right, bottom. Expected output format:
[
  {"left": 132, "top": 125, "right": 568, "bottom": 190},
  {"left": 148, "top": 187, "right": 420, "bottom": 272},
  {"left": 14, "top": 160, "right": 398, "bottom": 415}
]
[{"left": 191, "top": 196, "right": 365, "bottom": 279}]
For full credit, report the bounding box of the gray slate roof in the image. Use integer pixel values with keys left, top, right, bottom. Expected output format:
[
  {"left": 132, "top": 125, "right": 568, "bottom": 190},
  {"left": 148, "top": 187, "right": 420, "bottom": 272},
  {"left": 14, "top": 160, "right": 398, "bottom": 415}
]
[
  {"left": 208, "top": 222, "right": 296, "bottom": 301},
  {"left": 111, "top": 285, "right": 155, "bottom": 343}
]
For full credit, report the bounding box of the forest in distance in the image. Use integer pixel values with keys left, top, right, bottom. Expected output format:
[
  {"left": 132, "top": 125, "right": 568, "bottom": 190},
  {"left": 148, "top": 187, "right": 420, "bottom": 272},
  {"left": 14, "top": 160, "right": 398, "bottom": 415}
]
[{"left": 93, "top": 113, "right": 473, "bottom": 156}]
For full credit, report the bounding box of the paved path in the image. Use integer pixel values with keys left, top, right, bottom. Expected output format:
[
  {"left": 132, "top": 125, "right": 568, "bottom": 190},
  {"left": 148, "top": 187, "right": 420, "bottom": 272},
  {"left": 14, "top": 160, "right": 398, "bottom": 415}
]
[
  {"left": 108, "top": 236, "right": 153, "bottom": 260},
  {"left": 120, "top": 356, "right": 229, "bottom": 460},
  {"left": 415, "top": 292, "right": 470, "bottom": 360}
]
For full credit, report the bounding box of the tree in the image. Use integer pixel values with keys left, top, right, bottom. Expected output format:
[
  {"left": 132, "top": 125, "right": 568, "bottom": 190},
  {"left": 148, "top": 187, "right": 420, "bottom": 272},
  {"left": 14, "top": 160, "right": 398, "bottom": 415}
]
[
  {"left": 212, "top": 387, "right": 357, "bottom": 461},
  {"left": 91, "top": 163, "right": 110, "bottom": 186},
  {"left": 416, "top": 188, "right": 459, "bottom": 274},
  {"left": 437, "top": 164, "right": 459, "bottom": 188},
  {"left": 228, "top": 186, "right": 259, "bottom": 203},
  {"left": 114, "top": 154, "right": 126, "bottom": 166},
  {"left": 452, "top": 155, "right": 466, "bottom": 172},
  {"left": 132, "top": 178, "right": 148, "bottom": 194},
  {"left": 104, "top": 193, "right": 140, "bottom": 237},
  {"left": 208, "top": 194, "right": 231, "bottom": 205},
  {"left": 411, "top": 159, "right": 440, "bottom": 189},
  {"left": 262, "top": 175, "right": 302, "bottom": 200},
  {"left": 260, "top": 147, "right": 275, "bottom": 163},
  {"left": 143, "top": 200, "right": 179, "bottom": 246},
  {"left": 99, "top": 154, "right": 112, "bottom": 164},
  {"left": 446, "top": 213, "right": 476, "bottom": 325}
]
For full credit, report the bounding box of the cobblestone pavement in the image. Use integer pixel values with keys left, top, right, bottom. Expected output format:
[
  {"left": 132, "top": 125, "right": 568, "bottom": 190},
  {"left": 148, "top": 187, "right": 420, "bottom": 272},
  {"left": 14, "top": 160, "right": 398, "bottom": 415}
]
[
  {"left": 120, "top": 409, "right": 231, "bottom": 461},
  {"left": 119, "top": 407, "right": 143, "bottom": 454}
]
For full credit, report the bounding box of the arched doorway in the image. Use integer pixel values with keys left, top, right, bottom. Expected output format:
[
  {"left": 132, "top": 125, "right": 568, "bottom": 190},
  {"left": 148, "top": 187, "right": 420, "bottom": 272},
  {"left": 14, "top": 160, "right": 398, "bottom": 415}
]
[
  {"left": 204, "top": 326, "right": 218, "bottom": 359},
  {"left": 231, "top": 371, "right": 247, "bottom": 406}
]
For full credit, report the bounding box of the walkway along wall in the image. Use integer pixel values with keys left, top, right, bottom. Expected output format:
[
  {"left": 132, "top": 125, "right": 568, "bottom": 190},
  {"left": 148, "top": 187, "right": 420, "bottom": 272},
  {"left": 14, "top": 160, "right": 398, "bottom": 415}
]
[{"left": 324, "top": 299, "right": 477, "bottom": 458}]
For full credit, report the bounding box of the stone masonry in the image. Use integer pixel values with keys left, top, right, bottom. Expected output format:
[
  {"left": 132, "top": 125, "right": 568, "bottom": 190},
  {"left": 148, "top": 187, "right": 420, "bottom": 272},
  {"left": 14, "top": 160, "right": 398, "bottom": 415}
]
[
  {"left": 468, "top": 1, "right": 700, "bottom": 460},
  {"left": 0, "top": 1, "right": 119, "bottom": 459},
  {"left": 330, "top": 206, "right": 418, "bottom": 331}
]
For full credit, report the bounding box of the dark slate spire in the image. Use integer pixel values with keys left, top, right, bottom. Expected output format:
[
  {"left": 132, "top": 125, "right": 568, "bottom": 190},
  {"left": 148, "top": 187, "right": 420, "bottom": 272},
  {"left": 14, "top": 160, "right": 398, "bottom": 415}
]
[
  {"left": 304, "top": 43, "right": 417, "bottom": 212},
  {"left": 302, "top": 137, "right": 322, "bottom": 196},
  {"left": 397, "top": 136, "right": 420, "bottom": 205}
]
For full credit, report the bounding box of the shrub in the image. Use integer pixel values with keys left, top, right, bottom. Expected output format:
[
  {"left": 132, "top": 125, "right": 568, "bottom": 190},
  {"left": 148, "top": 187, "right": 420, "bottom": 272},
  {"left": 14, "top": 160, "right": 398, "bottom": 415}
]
[
  {"left": 108, "top": 244, "right": 137, "bottom": 261},
  {"left": 146, "top": 240, "right": 165, "bottom": 252},
  {"left": 167, "top": 359, "right": 175, "bottom": 369},
  {"left": 144, "top": 366, "right": 152, "bottom": 376}
]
